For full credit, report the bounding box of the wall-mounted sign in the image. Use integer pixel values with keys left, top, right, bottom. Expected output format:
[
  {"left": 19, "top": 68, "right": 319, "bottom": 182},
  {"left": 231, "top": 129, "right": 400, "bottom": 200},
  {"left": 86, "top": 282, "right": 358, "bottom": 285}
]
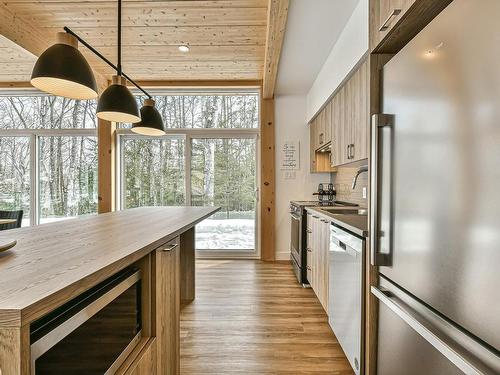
[{"left": 280, "top": 140, "right": 299, "bottom": 170}]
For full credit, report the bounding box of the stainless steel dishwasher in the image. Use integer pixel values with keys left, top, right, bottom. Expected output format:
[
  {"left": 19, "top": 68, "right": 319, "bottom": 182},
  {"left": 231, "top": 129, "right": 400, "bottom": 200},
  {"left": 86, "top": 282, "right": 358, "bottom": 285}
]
[{"left": 328, "top": 223, "right": 365, "bottom": 375}]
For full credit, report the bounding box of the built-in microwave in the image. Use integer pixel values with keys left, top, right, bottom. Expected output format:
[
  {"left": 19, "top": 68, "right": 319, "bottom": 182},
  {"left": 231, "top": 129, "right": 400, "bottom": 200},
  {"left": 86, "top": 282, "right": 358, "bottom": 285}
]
[{"left": 30, "top": 268, "right": 142, "bottom": 374}]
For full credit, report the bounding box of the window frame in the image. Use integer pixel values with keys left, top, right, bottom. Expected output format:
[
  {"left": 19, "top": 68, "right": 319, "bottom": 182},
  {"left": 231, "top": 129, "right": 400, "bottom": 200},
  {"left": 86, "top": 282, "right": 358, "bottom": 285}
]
[
  {"left": 0, "top": 125, "right": 97, "bottom": 226},
  {"left": 116, "top": 89, "right": 261, "bottom": 259},
  {"left": 116, "top": 128, "right": 260, "bottom": 259}
]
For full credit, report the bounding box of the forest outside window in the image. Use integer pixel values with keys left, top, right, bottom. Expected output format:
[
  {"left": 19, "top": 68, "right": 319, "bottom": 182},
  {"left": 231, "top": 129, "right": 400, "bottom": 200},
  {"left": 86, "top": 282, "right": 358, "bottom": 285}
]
[
  {"left": 118, "top": 91, "right": 260, "bottom": 255},
  {"left": 0, "top": 94, "right": 97, "bottom": 226}
]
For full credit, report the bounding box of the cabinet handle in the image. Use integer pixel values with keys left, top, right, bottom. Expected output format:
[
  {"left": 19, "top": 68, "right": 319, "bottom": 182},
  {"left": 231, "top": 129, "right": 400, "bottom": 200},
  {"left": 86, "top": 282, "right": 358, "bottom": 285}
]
[
  {"left": 306, "top": 229, "right": 312, "bottom": 234},
  {"left": 320, "top": 219, "right": 329, "bottom": 223},
  {"left": 307, "top": 266, "right": 312, "bottom": 271},
  {"left": 319, "top": 133, "right": 324, "bottom": 145},
  {"left": 379, "top": 8, "right": 402, "bottom": 31},
  {"left": 307, "top": 248, "right": 312, "bottom": 252},
  {"left": 350, "top": 143, "right": 355, "bottom": 159},
  {"left": 347, "top": 144, "right": 351, "bottom": 159},
  {"left": 160, "top": 243, "right": 178, "bottom": 252}
]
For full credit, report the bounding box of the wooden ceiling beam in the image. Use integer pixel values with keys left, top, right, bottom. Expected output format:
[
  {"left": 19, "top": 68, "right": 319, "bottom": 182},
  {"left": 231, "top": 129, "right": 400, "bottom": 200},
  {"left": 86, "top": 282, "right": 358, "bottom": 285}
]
[
  {"left": 262, "top": 0, "right": 289, "bottom": 99},
  {"left": 0, "top": 2, "right": 108, "bottom": 93}
]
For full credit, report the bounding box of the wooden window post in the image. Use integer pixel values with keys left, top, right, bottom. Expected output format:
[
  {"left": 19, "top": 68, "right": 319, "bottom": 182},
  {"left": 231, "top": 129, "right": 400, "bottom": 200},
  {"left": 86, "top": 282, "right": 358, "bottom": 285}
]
[
  {"left": 260, "top": 98, "right": 275, "bottom": 261},
  {"left": 98, "top": 118, "right": 116, "bottom": 213}
]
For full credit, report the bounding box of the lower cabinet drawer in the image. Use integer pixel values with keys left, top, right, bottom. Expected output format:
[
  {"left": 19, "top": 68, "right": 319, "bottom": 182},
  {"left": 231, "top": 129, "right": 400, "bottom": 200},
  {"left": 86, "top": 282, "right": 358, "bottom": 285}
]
[{"left": 124, "top": 339, "right": 157, "bottom": 375}]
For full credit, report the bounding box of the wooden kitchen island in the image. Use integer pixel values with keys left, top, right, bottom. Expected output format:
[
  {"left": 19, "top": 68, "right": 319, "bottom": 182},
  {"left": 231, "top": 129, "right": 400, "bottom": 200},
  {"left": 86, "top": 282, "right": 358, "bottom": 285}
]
[{"left": 0, "top": 206, "right": 218, "bottom": 375}]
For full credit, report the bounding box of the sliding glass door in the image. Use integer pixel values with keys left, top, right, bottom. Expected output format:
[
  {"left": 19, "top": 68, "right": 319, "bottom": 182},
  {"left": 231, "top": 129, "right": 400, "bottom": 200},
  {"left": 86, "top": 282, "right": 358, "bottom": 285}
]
[
  {"left": 121, "top": 136, "right": 185, "bottom": 208},
  {"left": 117, "top": 90, "right": 260, "bottom": 258},
  {"left": 191, "top": 137, "right": 257, "bottom": 254}
]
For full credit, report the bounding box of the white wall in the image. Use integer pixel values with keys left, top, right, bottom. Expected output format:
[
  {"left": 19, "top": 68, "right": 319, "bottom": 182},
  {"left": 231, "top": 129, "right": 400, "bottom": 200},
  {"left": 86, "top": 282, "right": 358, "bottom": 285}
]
[
  {"left": 274, "top": 95, "right": 328, "bottom": 260},
  {"left": 306, "top": 0, "right": 369, "bottom": 122}
]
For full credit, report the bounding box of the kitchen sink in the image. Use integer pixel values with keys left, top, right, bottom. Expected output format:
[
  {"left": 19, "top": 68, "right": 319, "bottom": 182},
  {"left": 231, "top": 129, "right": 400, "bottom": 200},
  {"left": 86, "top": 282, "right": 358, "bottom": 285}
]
[{"left": 319, "top": 208, "right": 368, "bottom": 216}]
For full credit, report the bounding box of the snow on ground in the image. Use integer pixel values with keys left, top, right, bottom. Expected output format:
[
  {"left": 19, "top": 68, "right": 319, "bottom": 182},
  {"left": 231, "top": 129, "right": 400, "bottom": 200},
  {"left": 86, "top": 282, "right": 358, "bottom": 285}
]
[
  {"left": 196, "top": 219, "right": 255, "bottom": 250},
  {"left": 24, "top": 216, "right": 256, "bottom": 251}
]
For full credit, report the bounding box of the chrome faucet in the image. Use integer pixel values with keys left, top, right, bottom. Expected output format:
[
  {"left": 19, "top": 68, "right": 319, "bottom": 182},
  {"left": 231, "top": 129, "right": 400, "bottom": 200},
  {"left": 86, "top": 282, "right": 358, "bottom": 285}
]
[{"left": 352, "top": 165, "right": 368, "bottom": 189}]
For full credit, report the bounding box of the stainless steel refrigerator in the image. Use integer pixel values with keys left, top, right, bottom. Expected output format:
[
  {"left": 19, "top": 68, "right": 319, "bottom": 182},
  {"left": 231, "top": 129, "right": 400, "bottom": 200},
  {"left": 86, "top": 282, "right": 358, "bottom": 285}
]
[{"left": 371, "top": 0, "right": 500, "bottom": 373}]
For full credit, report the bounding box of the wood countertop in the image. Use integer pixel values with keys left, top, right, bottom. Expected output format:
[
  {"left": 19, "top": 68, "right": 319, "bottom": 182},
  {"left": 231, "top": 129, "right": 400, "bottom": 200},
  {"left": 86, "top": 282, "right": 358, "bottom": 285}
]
[{"left": 0, "top": 206, "right": 218, "bottom": 327}]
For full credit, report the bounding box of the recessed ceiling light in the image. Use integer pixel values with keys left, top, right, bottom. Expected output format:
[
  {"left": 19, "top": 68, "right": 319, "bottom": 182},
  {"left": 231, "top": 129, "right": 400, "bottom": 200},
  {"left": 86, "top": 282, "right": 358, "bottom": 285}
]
[{"left": 178, "top": 45, "right": 190, "bottom": 53}]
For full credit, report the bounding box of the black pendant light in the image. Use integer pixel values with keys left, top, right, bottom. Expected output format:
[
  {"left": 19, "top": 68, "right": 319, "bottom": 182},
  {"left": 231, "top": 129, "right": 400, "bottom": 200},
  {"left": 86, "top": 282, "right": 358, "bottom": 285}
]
[
  {"left": 131, "top": 99, "right": 166, "bottom": 136},
  {"left": 31, "top": 32, "right": 98, "bottom": 100},
  {"left": 96, "top": 75, "right": 141, "bottom": 123},
  {"left": 96, "top": 0, "right": 140, "bottom": 123},
  {"left": 30, "top": 0, "right": 165, "bottom": 133}
]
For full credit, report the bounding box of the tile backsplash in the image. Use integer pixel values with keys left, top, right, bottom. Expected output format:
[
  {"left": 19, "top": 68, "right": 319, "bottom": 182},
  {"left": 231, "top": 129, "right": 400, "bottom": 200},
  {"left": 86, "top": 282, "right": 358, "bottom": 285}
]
[{"left": 331, "top": 166, "right": 368, "bottom": 207}]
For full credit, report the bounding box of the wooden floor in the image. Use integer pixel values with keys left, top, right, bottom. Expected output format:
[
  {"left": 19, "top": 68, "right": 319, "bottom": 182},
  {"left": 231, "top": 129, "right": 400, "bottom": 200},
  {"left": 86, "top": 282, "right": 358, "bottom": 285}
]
[{"left": 180, "top": 260, "right": 354, "bottom": 374}]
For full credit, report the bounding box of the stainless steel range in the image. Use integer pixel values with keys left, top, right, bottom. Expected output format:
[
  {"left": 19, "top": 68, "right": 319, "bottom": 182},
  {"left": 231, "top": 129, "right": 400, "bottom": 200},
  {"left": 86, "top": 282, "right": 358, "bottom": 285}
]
[{"left": 289, "top": 200, "right": 357, "bottom": 285}]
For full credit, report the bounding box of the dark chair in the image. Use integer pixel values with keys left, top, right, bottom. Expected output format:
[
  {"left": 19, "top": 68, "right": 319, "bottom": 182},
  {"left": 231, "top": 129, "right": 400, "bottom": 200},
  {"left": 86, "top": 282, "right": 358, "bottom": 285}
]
[{"left": 0, "top": 210, "right": 23, "bottom": 231}]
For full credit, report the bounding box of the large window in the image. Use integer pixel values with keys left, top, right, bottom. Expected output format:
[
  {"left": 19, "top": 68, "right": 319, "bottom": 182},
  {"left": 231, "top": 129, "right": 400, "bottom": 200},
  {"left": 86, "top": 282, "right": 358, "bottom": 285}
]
[
  {"left": 0, "top": 94, "right": 98, "bottom": 226},
  {"left": 119, "top": 91, "right": 259, "bottom": 256},
  {"left": 137, "top": 94, "right": 258, "bottom": 129},
  {"left": 122, "top": 136, "right": 185, "bottom": 208},
  {"left": 0, "top": 137, "right": 31, "bottom": 226},
  {"left": 39, "top": 136, "right": 98, "bottom": 223}
]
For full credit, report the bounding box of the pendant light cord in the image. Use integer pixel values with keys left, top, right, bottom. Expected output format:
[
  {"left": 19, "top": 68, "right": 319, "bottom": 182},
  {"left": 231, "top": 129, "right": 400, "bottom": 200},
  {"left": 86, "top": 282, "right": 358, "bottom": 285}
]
[
  {"left": 117, "top": 0, "right": 122, "bottom": 76},
  {"left": 63, "top": 0, "right": 152, "bottom": 100}
]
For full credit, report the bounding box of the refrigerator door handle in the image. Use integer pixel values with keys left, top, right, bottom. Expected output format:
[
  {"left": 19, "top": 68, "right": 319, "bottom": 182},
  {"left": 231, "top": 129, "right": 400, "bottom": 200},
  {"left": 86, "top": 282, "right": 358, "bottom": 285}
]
[
  {"left": 372, "top": 286, "right": 499, "bottom": 375},
  {"left": 370, "top": 114, "right": 393, "bottom": 266}
]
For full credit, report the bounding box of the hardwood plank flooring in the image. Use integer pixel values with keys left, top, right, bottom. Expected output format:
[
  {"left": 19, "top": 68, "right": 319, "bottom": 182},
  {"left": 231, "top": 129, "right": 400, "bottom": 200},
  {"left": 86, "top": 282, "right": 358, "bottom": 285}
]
[{"left": 180, "top": 260, "right": 354, "bottom": 374}]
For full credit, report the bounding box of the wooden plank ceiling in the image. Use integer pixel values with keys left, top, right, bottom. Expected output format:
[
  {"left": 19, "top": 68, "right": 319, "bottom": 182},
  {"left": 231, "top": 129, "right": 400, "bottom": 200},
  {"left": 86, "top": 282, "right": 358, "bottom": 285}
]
[
  {"left": 0, "top": 34, "right": 36, "bottom": 82},
  {"left": 0, "top": 0, "right": 269, "bottom": 83}
]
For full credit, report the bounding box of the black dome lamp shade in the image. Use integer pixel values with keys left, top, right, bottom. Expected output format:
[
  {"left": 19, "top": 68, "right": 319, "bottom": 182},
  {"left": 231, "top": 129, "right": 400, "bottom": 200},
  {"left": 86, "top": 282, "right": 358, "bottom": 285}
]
[
  {"left": 97, "top": 75, "right": 140, "bottom": 123},
  {"left": 131, "top": 99, "right": 166, "bottom": 136},
  {"left": 30, "top": 0, "right": 161, "bottom": 130},
  {"left": 31, "top": 32, "right": 98, "bottom": 100}
]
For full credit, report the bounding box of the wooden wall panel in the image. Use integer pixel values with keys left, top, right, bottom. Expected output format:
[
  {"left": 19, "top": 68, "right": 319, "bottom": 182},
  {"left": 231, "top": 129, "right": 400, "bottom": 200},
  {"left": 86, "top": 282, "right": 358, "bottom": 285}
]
[
  {"left": 260, "top": 98, "right": 275, "bottom": 261},
  {"left": 98, "top": 118, "right": 116, "bottom": 214}
]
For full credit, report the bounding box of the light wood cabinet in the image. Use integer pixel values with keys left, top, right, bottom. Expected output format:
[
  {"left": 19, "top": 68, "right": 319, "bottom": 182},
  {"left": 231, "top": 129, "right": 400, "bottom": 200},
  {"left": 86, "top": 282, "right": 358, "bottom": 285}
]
[
  {"left": 310, "top": 124, "right": 318, "bottom": 172},
  {"left": 371, "top": 0, "right": 415, "bottom": 50},
  {"left": 310, "top": 58, "right": 368, "bottom": 171},
  {"left": 330, "top": 58, "right": 369, "bottom": 167},
  {"left": 154, "top": 237, "right": 180, "bottom": 375},
  {"left": 350, "top": 59, "right": 369, "bottom": 161},
  {"left": 124, "top": 339, "right": 157, "bottom": 375},
  {"left": 310, "top": 104, "right": 332, "bottom": 152},
  {"left": 306, "top": 213, "right": 330, "bottom": 314},
  {"left": 317, "top": 218, "right": 330, "bottom": 313},
  {"left": 309, "top": 116, "right": 335, "bottom": 173}
]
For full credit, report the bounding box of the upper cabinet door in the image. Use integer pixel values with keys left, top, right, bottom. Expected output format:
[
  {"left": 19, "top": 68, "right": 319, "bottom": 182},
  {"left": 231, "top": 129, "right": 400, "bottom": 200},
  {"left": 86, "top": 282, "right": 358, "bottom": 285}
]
[
  {"left": 319, "top": 110, "right": 326, "bottom": 148},
  {"left": 311, "top": 117, "right": 318, "bottom": 151},
  {"left": 309, "top": 123, "right": 317, "bottom": 172},
  {"left": 331, "top": 90, "right": 341, "bottom": 167},
  {"left": 325, "top": 100, "right": 332, "bottom": 146},
  {"left": 335, "top": 86, "right": 350, "bottom": 166},
  {"left": 351, "top": 60, "right": 369, "bottom": 161},
  {"left": 371, "top": 0, "right": 416, "bottom": 50}
]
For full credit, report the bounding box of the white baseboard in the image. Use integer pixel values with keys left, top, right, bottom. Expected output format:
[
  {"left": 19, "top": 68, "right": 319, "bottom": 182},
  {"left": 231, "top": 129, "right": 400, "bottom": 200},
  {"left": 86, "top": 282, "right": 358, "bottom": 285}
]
[{"left": 276, "top": 251, "right": 291, "bottom": 261}]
